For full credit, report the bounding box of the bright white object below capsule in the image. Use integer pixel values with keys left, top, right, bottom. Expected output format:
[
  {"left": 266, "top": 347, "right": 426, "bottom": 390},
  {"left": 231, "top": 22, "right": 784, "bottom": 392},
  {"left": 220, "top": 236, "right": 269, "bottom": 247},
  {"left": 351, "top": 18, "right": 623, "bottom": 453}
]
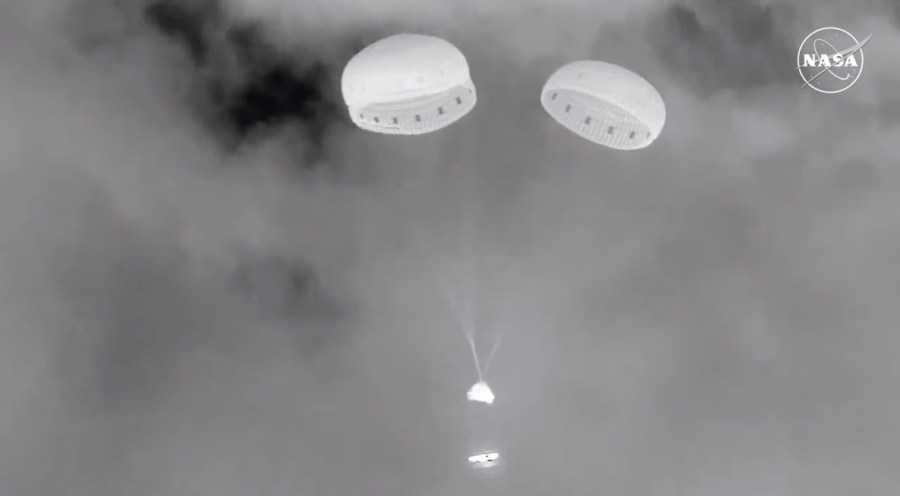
[
  {"left": 468, "top": 451, "right": 500, "bottom": 468},
  {"left": 466, "top": 381, "right": 495, "bottom": 404}
]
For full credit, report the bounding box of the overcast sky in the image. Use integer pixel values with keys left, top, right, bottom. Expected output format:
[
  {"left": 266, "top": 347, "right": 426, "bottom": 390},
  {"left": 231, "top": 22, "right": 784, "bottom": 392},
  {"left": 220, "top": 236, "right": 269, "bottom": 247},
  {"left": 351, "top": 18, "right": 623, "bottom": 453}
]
[{"left": 1, "top": 0, "right": 899, "bottom": 494}]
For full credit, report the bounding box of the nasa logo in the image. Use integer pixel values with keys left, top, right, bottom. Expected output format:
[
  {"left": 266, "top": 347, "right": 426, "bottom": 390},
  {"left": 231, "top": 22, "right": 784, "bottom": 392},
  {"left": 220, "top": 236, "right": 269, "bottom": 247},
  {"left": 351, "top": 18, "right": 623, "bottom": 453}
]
[{"left": 797, "top": 27, "right": 871, "bottom": 94}]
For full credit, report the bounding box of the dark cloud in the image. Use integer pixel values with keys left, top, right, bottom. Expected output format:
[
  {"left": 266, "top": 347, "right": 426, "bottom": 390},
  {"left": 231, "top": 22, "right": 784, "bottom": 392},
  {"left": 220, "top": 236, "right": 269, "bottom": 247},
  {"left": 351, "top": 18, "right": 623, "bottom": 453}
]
[
  {"left": 650, "top": 0, "right": 799, "bottom": 97},
  {"left": 144, "top": 0, "right": 215, "bottom": 63},
  {"left": 231, "top": 251, "right": 351, "bottom": 356},
  {"left": 144, "top": 0, "right": 350, "bottom": 163}
]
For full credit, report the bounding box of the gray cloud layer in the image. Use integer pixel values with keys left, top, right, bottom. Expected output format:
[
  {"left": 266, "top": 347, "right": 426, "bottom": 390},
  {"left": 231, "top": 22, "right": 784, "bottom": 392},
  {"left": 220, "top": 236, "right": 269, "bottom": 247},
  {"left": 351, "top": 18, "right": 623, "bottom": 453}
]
[{"left": 0, "top": 0, "right": 899, "bottom": 494}]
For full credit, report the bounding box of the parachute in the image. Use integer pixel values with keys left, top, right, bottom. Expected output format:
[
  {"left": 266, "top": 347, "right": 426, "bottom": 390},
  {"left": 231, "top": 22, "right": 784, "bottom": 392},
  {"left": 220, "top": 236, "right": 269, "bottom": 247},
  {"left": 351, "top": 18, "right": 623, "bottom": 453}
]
[
  {"left": 540, "top": 60, "right": 666, "bottom": 150},
  {"left": 341, "top": 33, "right": 477, "bottom": 135}
]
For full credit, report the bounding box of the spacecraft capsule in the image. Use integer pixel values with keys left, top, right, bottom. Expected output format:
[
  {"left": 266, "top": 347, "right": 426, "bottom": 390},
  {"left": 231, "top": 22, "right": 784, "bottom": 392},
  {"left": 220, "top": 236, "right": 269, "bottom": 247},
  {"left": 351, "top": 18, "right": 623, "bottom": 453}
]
[{"left": 467, "top": 381, "right": 495, "bottom": 405}]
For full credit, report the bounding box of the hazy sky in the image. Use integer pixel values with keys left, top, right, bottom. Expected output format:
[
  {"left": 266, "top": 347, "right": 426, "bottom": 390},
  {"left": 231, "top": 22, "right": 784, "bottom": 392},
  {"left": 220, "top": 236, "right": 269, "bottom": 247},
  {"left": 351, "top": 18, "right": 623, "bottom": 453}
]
[{"left": 1, "top": 0, "right": 899, "bottom": 494}]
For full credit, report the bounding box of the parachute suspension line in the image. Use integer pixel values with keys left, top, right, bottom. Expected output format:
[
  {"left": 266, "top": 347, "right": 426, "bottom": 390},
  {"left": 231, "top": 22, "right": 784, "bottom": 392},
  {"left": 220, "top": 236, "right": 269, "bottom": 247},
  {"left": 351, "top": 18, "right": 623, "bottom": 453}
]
[
  {"left": 467, "top": 332, "right": 484, "bottom": 381},
  {"left": 465, "top": 237, "right": 530, "bottom": 380},
  {"left": 443, "top": 159, "right": 483, "bottom": 379},
  {"left": 480, "top": 337, "right": 502, "bottom": 377},
  {"left": 405, "top": 218, "right": 472, "bottom": 340},
  {"left": 460, "top": 165, "right": 479, "bottom": 356},
  {"left": 402, "top": 210, "right": 487, "bottom": 380},
  {"left": 389, "top": 161, "right": 491, "bottom": 382},
  {"left": 455, "top": 182, "right": 487, "bottom": 381}
]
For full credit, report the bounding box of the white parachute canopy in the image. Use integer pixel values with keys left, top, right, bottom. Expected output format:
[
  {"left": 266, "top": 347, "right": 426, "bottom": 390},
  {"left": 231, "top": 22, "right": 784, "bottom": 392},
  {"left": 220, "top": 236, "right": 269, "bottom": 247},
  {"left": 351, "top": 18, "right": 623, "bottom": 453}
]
[
  {"left": 540, "top": 60, "right": 666, "bottom": 150},
  {"left": 341, "top": 33, "right": 477, "bottom": 135}
]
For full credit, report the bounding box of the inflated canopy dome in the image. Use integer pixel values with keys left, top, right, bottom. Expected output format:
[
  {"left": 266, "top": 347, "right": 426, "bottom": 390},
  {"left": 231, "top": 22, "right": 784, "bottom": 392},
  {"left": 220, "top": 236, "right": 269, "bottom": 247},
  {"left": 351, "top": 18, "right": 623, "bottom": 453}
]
[
  {"left": 341, "top": 33, "right": 476, "bottom": 135},
  {"left": 541, "top": 60, "right": 666, "bottom": 150}
]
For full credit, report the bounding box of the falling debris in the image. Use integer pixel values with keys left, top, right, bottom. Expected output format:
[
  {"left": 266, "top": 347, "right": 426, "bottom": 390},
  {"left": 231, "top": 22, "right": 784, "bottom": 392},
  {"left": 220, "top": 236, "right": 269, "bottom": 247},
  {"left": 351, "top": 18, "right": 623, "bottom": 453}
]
[
  {"left": 466, "top": 380, "right": 495, "bottom": 404},
  {"left": 468, "top": 451, "right": 500, "bottom": 468}
]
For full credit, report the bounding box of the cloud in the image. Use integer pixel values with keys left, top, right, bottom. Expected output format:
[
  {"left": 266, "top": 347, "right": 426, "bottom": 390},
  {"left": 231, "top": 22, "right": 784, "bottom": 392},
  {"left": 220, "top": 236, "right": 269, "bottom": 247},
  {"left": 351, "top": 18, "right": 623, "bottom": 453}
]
[{"left": 0, "top": 0, "right": 899, "bottom": 494}]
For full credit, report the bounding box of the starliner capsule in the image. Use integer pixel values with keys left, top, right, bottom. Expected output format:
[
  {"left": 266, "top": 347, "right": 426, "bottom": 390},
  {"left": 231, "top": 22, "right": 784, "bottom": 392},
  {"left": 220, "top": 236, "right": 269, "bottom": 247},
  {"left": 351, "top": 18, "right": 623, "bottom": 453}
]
[{"left": 467, "top": 381, "right": 495, "bottom": 405}]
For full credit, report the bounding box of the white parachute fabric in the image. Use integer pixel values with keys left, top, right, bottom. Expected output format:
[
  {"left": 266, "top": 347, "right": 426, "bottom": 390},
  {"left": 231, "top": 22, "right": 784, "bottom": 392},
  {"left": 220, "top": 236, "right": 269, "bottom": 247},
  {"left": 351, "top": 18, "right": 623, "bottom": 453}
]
[
  {"left": 541, "top": 60, "right": 666, "bottom": 150},
  {"left": 341, "top": 33, "right": 477, "bottom": 135}
]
